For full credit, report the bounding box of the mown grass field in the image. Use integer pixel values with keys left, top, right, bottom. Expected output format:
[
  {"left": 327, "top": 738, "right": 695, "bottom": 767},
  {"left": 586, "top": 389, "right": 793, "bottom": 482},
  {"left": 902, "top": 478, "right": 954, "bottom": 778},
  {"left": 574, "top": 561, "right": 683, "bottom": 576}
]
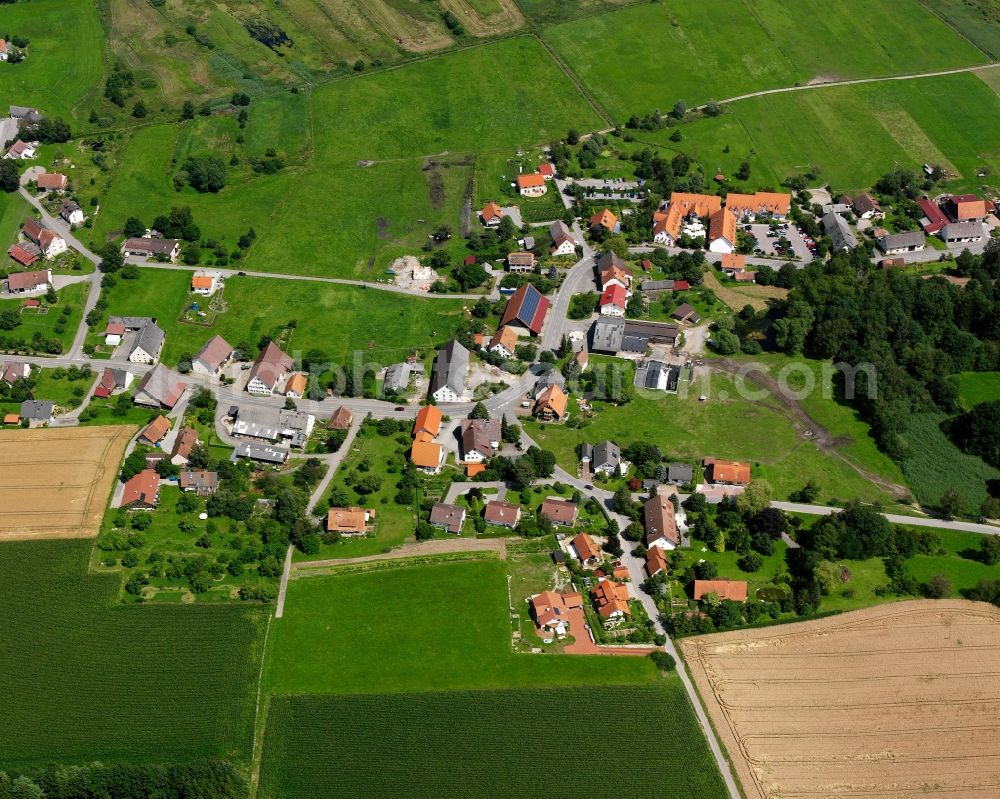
[
  {"left": 0, "top": 0, "right": 104, "bottom": 122},
  {"left": 97, "top": 269, "right": 466, "bottom": 366},
  {"left": 901, "top": 412, "right": 1000, "bottom": 512},
  {"left": 543, "top": 0, "right": 985, "bottom": 119},
  {"left": 923, "top": 0, "right": 1000, "bottom": 59},
  {"left": 264, "top": 559, "right": 657, "bottom": 694},
  {"left": 957, "top": 371, "right": 1000, "bottom": 409},
  {"left": 0, "top": 540, "right": 265, "bottom": 769},
  {"left": 258, "top": 683, "right": 727, "bottom": 799}
]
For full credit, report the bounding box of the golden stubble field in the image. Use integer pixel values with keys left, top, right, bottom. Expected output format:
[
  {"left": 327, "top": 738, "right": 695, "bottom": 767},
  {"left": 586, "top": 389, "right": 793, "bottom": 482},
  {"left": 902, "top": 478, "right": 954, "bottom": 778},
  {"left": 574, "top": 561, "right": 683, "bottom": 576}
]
[
  {"left": 0, "top": 426, "right": 134, "bottom": 540},
  {"left": 681, "top": 600, "right": 1000, "bottom": 799}
]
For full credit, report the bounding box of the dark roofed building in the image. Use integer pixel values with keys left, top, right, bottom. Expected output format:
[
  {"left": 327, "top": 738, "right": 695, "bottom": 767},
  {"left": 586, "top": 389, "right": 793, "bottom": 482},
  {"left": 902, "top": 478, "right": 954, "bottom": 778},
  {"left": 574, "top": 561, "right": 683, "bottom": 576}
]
[
  {"left": 428, "top": 340, "right": 470, "bottom": 403},
  {"left": 499, "top": 283, "right": 550, "bottom": 336},
  {"left": 667, "top": 463, "right": 693, "bottom": 484},
  {"left": 876, "top": 229, "right": 925, "bottom": 254}
]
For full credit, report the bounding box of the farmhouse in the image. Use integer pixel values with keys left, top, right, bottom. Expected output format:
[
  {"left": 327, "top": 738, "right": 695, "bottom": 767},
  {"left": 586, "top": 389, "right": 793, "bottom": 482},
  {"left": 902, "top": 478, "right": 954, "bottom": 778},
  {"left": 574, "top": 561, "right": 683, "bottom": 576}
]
[
  {"left": 823, "top": 211, "right": 858, "bottom": 252},
  {"left": 7, "top": 244, "right": 39, "bottom": 267},
  {"left": 4, "top": 139, "right": 36, "bottom": 160},
  {"left": 326, "top": 506, "right": 373, "bottom": 537},
  {"left": 851, "top": 193, "right": 883, "bottom": 220},
  {"left": 581, "top": 440, "right": 622, "bottom": 475},
  {"left": 533, "top": 384, "right": 567, "bottom": 421},
  {"left": 517, "top": 173, "right": 546, "bottom": 197},
  {"left": 328, "top": 405, "right": 353, "bottom": 430},
  {"left": 9, "top": 106, "right": 40, "bottom": 121},
  {"left": 127, "top": 321, "right": 165, "bottom": 364},
  {"left": 598, "top": 258, "right": 632, "bottom": 292},
  {"left": 459, "top": 418, "right": 501, "bottom": 463},
  {"left": 60, "top": 200, "right": 84, "bottom": 226},
  {"left": 589, "top": 208, "right": 619, "bottom": 234},
  {"left": 707, "top": 208, "right": 737, "bottom": 254},
  {"left": 918, "top": 198, "right": 949, "bottom": 234},
  {"left": 1, "top": 361, "right": 30, "bottom": 385},
  {"left": 644, "top": 495, "right": 679, "bottom": 550},
  {"left": 121, "top": 237, "right": 180, "bottom": 262},
  {"left": 138, "top": 415, "right": 171, "bottom": 446},
  {"left": 548, "top": 221, "right": 577, "bottom": 256},
  {"left": 170, "top": 426, "right": 199, "bottom": 465},
  {"left": 693, "top": 579, "right": 748, "bottom": 602},
  {"left": 119, "top": 469, "right": 160, "bottom": 510},
  {"left": 530, "top": 590, "right": 582, "bottom": 639},
  {"left": 507, "top": 251, "right": 536, "bottom": 272},
  {"left": 484, "top": 499, "right": 521, "bottom": 528},
  {"left": 22, "top": 220, "right": 66, "bottom": 258},
  {"left": 190, "top": 271, "right": 220, "bottom": 296},
  {"left": 132, "top": 364, "right": 187, "bottom": 409},
  {"left": 428, "top": 339, "right": 469, "bottom": 403},
  {"left": 591, "top": 579, "right": 631, "bottom": 623},
  {"left": 480, "top": 202, "right": 504, "bottom": 227},
  {"left": 599, "top": 283, "right": 627, "bottom": 317},
  {"left": 19, "top": 400, "right": 53, "bottom": 426},
  {"left": 488, "top": 326, "right": 519, "bottom": 360},
  {"left": 36, "top": 172, "right": 67, "bottom": 192},
  {"left": 944, "top": 194, "right": 993, "bottom": 222},
  {"left": 724, "top": 191, "right": 791, "bottom": 220},
  {"left": 429, "top": 502, "right": 466, "bottom": 534},
  {"left": 540, "top": 498, "right": 578, "bottom": 527},
  {"left": 232, "top": 442, "right": 289, "bottom": 465},
  {"left": 940, "top": 221, "right": 984, "bottom": 244},
  {"left": 876, "top": 229, "right": 925, "bottom": 255},
  {"left": 571, "top": 532, "right": 600, "bottom": 566},
  {"left": 704, "top": 457, "right": 751, "bottom": 486},
  {"left": 500, "top": 283, "right": 549, "bottom": 336},
  {"left": 246, "top": 342, "right": 294, "bottom": 395},
  {"left": 4, "top": 269, "right": 50, "bottom": 294},
  {"left": 179, "top": 470, "right": 219, "bottom": 495},
  {"left": 192, "top": 335, "right": 234, "bottom": 377}
]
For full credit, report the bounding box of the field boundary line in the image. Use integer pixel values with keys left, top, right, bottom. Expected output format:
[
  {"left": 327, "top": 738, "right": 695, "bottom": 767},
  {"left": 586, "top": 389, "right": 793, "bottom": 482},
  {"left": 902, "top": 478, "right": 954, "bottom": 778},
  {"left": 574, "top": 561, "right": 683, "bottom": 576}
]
[
  {"left": 914, "top": 0, "right": 996, "bottom": 60},
  {"left": 248, "top": 613, "right": 273, "bottom": 799},
  {"left": 533, "top": 35, "right": 612, "bottom": 127}
]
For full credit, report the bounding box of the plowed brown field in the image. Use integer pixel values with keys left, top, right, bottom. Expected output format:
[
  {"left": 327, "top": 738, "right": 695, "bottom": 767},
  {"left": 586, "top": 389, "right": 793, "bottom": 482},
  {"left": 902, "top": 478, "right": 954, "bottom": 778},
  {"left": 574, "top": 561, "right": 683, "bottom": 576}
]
[
  {"left": 0, "top": 426, "right": 133, "bottom": 540},
  {"left": 681, "top": 601, "right": 1000, "bottom": 799}
]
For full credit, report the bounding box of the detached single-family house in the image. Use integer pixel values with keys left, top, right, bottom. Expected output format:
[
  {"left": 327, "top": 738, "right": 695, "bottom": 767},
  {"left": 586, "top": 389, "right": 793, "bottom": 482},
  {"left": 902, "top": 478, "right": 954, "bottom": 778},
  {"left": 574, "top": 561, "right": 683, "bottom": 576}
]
[
  {"left": 571, "top": 532, "right": 600, "bottom": 566},
  {"left": 119, "top": 469, "right": 160, "bottom": 510},
  {"left": 644, "top": 495, "right": 679, "bottom": 550},
  {"left": 36, "top": 172, "right": 68, "bottom": 192},
  {"left": 93, "top": 367, "right": 132, "bottom": 398},
  {"left": 646, "top": 547, "right": 668, "bottom": 577},
  {"left": 246, "top": 342, "right": 294, "bottom": 395},
  {"left": 459, "top": 418, "right": 501, "bottom": 463},
  {"left": 22, "top": 220, "right": 65, "bottom": 258},
  {"left": 940, "top": 221, "right": 984, "bottom": 244},
  {"left": 852, "top": 193, "right": 883, "bottom": 220},
  {"left": 876, "top": 229, "right": 925, "bottom": 255},
  {"left": 591, "top": 579, "right": 631, "bottom": 624},
  {"left": 708, "top": 208, "right": 737, "bottom": 254},
  {"left": 599, "top": 264, "right": 632, "bottom": 294},
  {"left": 59, "top": 200, "right": 84, "bottom": 225},
  {"left": 530, "top": 590, "right": 581, "bottom": 640},
  {"left": 4, "top": 139, "right": 36, "bottom": 160},
  {"left": 171, "top": 426, "right": 200, "bottom": 465},
  {"left": 484, "top": 500, "right": 521, "bottom": 528},
  {"left": 694, "top": 579, "right": 748, "bottom": 602},
  {"left": 517, "top": 173, "right": 546, "bottom": 197},
  {"left": 121, "top": 237, "right": 181, "bottom": 262},
  {"left": 19, "top": 400, "right": 54, "bottom": 426},
  {"left": 589, "top": 208, "right": 619, "bottom": 234},
  {"left": 326, "top": 506, "right": 374, "bottom": 537},
  {"left": 533, "top": 384, "right": 567, "bottom": 421},
  {"left": 500, "top": 283, "right": 550, "bottom": 336},
  {"left": 823, "top": 211, "right": 858, "bottom": 252},
  {"left": 480, "top": 202, "right": 504, "bottom": 227},
  {"left": 719, "top": 253, "right": 746, "bottom": 276},
  {"left": 413, "top": 404, "right": 442, "bottom": 438},
  {"left": 410, "top": 439, "right": 445, "bottom": 474},
  {"left": 668, "top": 462, "right": 693, "bottom": 484},
  {"left": 549, "top": 221, "right": 577, "bottom": 256},
  {"left": 4, "top": 268, "right": 50, "bottom": 294},
  {"left": 428, "top": 340, "right": 469, "bottom": 403},
  {"left": 1, "top": 361, "right": 30, "bottom": 385},
  {"left": 540, "top": 498, "right": 578, "bottom": 527},
  {"left": 128, "top": 322, "right": 165, "bottom": 364},
  {"left": 0, "top": 41, "right": 8, "bottom": 62},
  {"left": 138, "top": 415, "right": 171, "bottom": 446},
  {"left": 191, "top": 271, "right": 220, "bottom": 296},
  {"left": 192, "top": 335, "right": 234, "bottom": 377},
  {"left": 704, "top": 457, "right": 751, "bottom": 486},
  {"left": 429, "top": 502, "right": 466, "bottom": 534},
  {"left": 599, "top": 283, "right": 627, "bottom": 317},
  {"left": 507, "top": 251, "right": 536, "bottom": 273},
  {"left": 284, "top": 373, "right": 308, "bottom": 400},
  {"left": 132, "top": 364, "right": 187, "bottom": 409},
  {"left": 582, "top": 440, "right": 622, "bottom": 475},
  {"left": 488, "top": 326, "right": 519, "bottom": 360},
  {"left": 328, "top": 405, "right": 353, "bottom": 430},
  {"left": 179, "top": 470, "right": 219, "bottom": 496}
]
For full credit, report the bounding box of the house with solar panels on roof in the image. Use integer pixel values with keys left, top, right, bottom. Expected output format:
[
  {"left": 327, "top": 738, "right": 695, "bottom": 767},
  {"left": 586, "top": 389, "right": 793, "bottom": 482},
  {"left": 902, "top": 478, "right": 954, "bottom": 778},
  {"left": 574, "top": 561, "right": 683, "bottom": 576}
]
[{"left": 499, "top": 283, "right": 550, "bottom": 337}]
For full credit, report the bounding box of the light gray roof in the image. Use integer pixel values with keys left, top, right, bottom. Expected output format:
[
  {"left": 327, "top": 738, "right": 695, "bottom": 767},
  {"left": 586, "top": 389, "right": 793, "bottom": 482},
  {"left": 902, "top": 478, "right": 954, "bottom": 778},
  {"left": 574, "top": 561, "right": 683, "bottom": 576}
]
[
  {"left": 109, "top": 315, "right": 154, "bottom": 330},
  {"left": 822, "top": 211, "right": 857, "bottom": 251},
  {"left": 592, "top": 440, "right": 620, "bottom": 469},
  {"left": 640, "top": 279, "right": 674, "bottom": 292},
  {"left": 428, "top": 340, "right": 469, "bottom": 399},
  {"left": 383, "top": 362, "right": 412, "bottom": 392},
  {"left": 549, "top": 220, "right": 574, "bottom": 246},
  {"left": 877, "top": 230, "right": 925, "bottom": 250},
  {"left": 940, "top": 221, "right": 983, "bottom": 240},
  {"left": 668, "top": 463, "right": 694, "bottom": 484},
  {"left": 131, "top": 322, "right": 165, "bottom": 359},
  {"left": 232, "top": 442, "right": 289, "bottom": 464},
  {"left": 20, "top": 400, "right": 53, "bottom": 420},
  {"left": 591, "top": 317, "right": 625, "bottom": 353}
]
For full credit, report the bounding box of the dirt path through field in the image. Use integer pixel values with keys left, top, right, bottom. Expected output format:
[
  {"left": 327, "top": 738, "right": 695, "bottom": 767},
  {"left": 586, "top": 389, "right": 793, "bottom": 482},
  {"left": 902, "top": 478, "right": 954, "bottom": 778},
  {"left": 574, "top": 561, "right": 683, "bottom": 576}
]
[
  {"left": 292, "top": 536, "right": 510, "bottom": 572},
  {"left": 709, "top": 359, "right": 910, "bottom": 499}
]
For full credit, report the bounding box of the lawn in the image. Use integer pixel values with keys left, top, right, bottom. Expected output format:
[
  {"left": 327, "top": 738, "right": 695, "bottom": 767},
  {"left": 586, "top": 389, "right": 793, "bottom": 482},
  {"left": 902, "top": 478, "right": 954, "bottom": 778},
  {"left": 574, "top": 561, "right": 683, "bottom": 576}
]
[
  {"left": 526, "top": 360, "right": 900, "bottom": 506},
  {"left": 258, "top": 683, "right": 728, "bottom": 799},
  {"left": 543, "top": 0, "right": 984, "bottom": 119},
  {"left": 0, "top": 191, "right": 30, "bottom": 250},
  {"left": 900, "top": 412, "right": 1000, "bottom": 513},
  {"left": 0, "top": 0, "right": 105, "bottom": 123},
  {"left": 0, "top": 281, "right": 88, "bottom": 354},
  {"left": 957, "top": 371, "right": 1000, "bottom": 409},
  {"left": 0, "top": 539, "right": 266, "bottom": 770},
  {"left": 95, "top": 268, "right": 467, "bottom": 367},
  {"left": 264, "top": 559, "right": 657, "bottom": 694}
]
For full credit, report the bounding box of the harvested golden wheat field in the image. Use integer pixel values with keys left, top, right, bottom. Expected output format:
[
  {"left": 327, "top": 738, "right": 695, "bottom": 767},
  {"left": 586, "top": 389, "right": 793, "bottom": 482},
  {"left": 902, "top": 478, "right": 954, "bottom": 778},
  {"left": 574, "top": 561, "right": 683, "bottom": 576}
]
[
  {"left": 681, "top": 600, "right": 1000, "bottom": 799},
  {"left": 0, "top": 426, "right": 133, "bottom": 540}
]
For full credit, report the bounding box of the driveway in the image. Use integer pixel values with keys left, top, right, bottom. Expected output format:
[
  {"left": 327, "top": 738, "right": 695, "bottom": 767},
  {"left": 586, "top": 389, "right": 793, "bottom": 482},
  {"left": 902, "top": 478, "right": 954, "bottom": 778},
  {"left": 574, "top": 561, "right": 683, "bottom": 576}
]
[{"left": 0, "top": 117, "right": 18, "bottom": 149}]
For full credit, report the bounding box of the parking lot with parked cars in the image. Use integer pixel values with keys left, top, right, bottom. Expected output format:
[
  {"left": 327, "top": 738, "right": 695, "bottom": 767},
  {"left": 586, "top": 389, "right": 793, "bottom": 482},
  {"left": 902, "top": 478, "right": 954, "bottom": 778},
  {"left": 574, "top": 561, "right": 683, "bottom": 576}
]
[{"left": 746, "top": 222, "right": 818, "bottom": 261}]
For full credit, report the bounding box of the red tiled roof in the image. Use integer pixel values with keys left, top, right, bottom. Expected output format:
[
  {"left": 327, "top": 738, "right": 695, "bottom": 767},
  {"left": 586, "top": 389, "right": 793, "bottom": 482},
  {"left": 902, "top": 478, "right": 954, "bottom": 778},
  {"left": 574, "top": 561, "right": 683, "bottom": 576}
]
[
  {"left": 600, "top": 283, "right": 627, "bottom": 309},
  {"left": 694, "top": 579, "right": 748, "bottom": 602},
  {"left": 413, "top": 404, "right": 442, "bottom": 437},
  {"left": 517, "top": 173, "right": 545, "bottom": 189},
  {"left": 7, "top": 245, "right": 38, "bottom": 267},
  {"left": 540, "top": 498, "right": 578, "bottom": 525},
  {"left": 120, "top": 469, "right": 159, "bottom": 508},
  {"left": 572, "top": 532, "right": 598, "bottom": 562},
  {"left": 708, "top": 459, "right": 751, "bottom": 485}
]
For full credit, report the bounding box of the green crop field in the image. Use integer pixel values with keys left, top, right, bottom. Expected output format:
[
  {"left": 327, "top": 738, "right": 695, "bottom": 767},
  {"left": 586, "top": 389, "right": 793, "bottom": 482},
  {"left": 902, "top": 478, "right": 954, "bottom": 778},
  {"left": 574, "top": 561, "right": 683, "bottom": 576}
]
[
  {"left": 544, "top": 0, "right": 985, "bottom": 119},
  {"left": 957, "top": 371, "right": 1000, "bottom": 408},
  {"left": 921, "top": 0, "right": 1000, "bottom": 59},
  {"left": 0, "top": 540, "right": 265, "bottom": 770},
  {"left": 264, "top": 559, "right": 657, "bottom": 694},
  {"left": 96, "top": 268, "right": 466, "bottom": 366},
  {"left": 258, "top": 684, "right": 727, "bottom": 799},
  {"left": 0, "top": 0, "right": 104, "bottom": 122},
  {"left": 901, "top": 412, "right": 1000, "bottom": 512}
]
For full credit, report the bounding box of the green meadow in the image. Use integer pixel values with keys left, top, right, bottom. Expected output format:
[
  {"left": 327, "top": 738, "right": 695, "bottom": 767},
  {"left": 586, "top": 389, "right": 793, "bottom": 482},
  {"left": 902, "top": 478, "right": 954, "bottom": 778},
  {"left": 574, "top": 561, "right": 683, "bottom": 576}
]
[
  {"left": 926, "top": 0, "right": 1000, "bottom": 59},
  {"left": 957, "top": 371, "right": 1000, "bottom": 409}
]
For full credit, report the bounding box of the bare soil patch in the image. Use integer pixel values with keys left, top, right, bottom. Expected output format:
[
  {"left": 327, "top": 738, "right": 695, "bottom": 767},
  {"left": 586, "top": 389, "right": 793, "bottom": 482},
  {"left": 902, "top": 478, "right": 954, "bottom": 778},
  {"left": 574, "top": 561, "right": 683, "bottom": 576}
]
[
  {"left": 681, "top": 600, "right": 1000, "bottom": 799},
  {"left": 0, "top": 426, "right": 134, "bottom": 540}
]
